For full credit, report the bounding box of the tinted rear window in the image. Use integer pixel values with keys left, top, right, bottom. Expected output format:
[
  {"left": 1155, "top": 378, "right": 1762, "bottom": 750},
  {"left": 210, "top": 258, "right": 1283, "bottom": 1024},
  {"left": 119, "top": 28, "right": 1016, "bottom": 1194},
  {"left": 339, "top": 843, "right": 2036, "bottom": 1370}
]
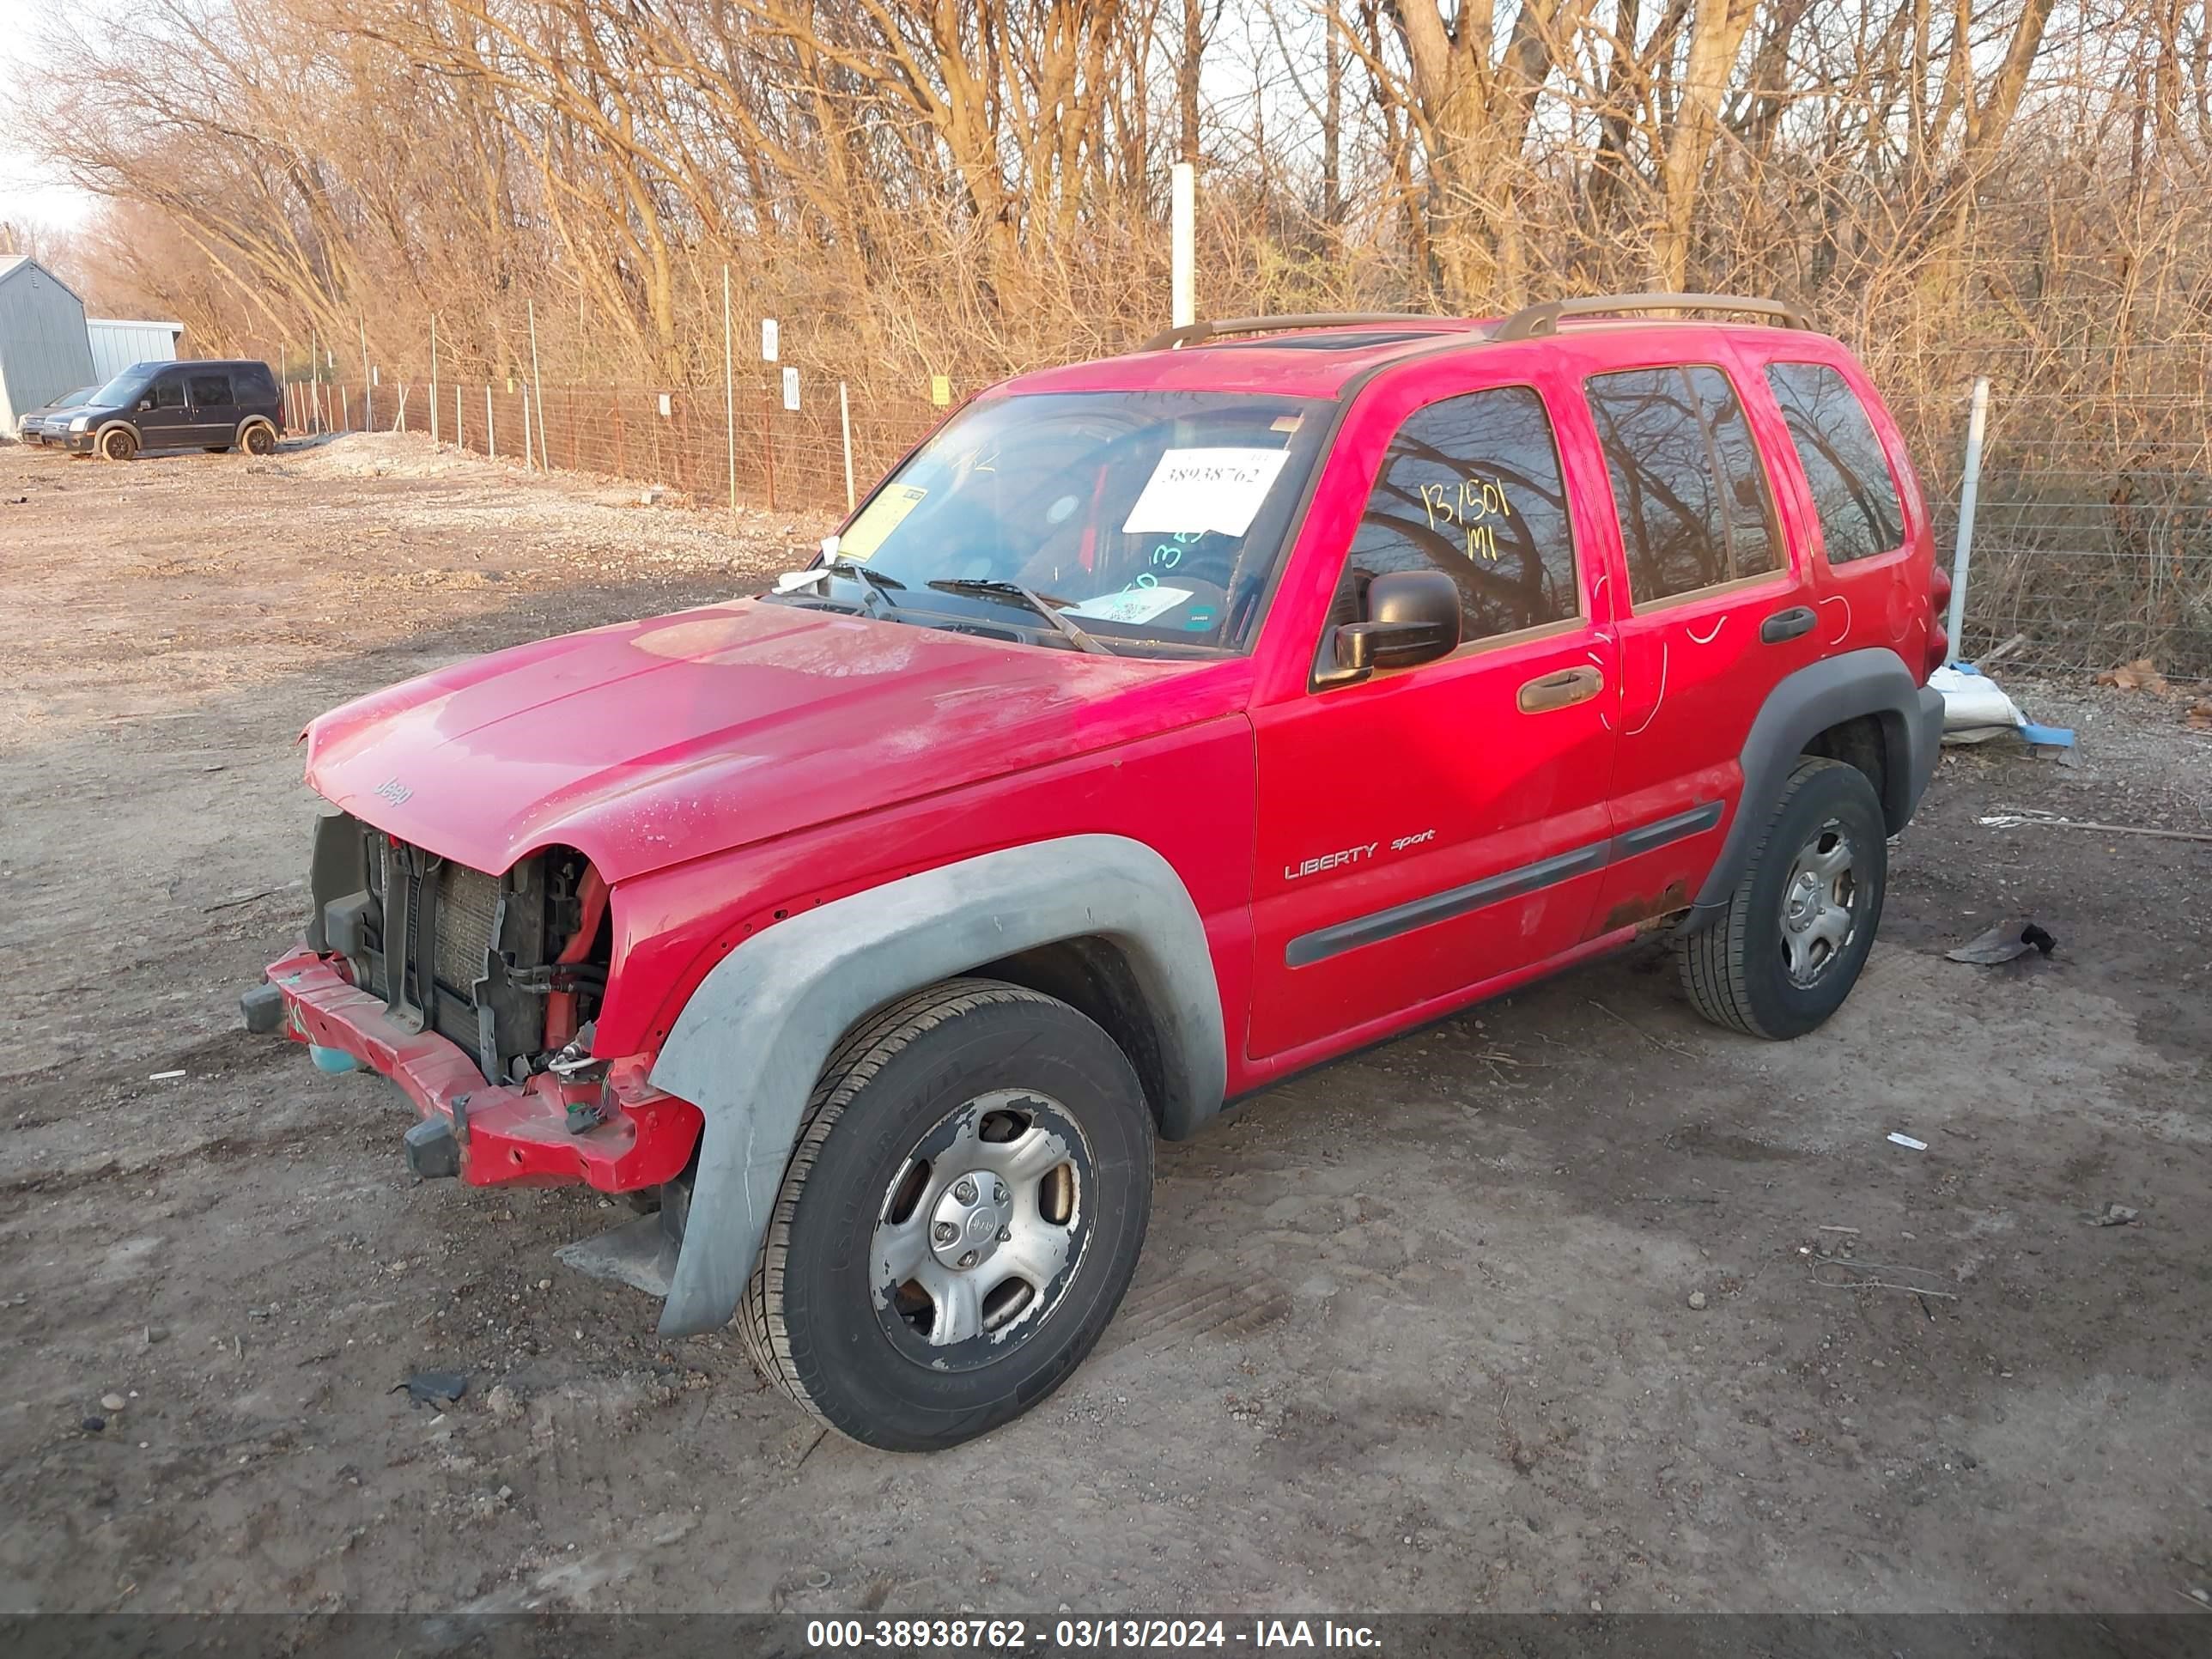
[
  {"left": 1765, "top": 362, "right": 1905, "bottom": 563},
  {"left": 1587, "top": 365, "right": 1781, "bottom": 604}
]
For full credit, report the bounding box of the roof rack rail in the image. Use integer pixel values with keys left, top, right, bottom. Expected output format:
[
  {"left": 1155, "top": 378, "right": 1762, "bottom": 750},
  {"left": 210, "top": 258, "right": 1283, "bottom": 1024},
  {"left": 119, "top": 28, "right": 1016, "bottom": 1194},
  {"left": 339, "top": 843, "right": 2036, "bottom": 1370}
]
[
  {"left": 1493, "top": 292, "right": 1810, "bottom": 342},
  {"left": 1140, "top": 313, "right": 1445, "bottom": 352}
]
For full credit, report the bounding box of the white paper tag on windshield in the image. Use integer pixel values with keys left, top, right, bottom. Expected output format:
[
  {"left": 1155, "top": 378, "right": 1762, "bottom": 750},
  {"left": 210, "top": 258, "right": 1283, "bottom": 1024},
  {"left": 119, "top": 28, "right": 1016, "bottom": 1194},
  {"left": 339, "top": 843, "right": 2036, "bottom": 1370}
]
[
  {"left": 1065, "top": 586, "right": 1193, "bottom": 625},
  {"left": 1121, "top": 447, "right": 1290, "bottom": 538}
]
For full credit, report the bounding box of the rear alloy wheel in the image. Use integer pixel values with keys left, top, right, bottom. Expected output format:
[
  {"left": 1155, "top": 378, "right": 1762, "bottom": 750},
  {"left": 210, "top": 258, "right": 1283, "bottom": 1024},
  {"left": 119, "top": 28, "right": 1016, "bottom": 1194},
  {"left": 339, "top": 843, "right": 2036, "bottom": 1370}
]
[
  {"left": 1678, "top": 757, "right": 1887, "bottom": 1039},
  {"left": 243, "top": 423, "right": 276, "bottom": 457},
  {"left": 99, "top": 425, "right": 138, "bottom": 462},
  {"left": 741, "top": 978, "right": 1152, "bottom": 1450}
]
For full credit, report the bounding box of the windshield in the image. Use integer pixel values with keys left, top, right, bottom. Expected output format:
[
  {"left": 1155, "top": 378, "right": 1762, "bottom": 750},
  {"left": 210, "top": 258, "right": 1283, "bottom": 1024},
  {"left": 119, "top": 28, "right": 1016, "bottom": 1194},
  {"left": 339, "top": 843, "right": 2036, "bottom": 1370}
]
[
  {"left": 52, "top": 386, "right": 98, "bottom": 409},
  {"left": 88, "top": 367, "right": 157, "bottom": 407},
  {"left": 794, "top": 389, "right": 1327, "bottom": 654}
]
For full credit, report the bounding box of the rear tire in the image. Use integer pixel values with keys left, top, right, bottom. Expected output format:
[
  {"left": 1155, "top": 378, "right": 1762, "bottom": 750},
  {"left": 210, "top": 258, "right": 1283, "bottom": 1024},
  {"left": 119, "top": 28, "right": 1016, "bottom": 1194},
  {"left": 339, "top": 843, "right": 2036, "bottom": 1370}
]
[
  {"left": 1678, "top": 757, "right": 1887, "bottom": 1040},
  {"left": 741, "top": 977, "right": 1153, "bottom": 1450},
  {"left": 99, "top": 426, "right": 138, "bottom": 462},
  {"left": 243, "top": 422, "right": 276, "bottom": 456}
]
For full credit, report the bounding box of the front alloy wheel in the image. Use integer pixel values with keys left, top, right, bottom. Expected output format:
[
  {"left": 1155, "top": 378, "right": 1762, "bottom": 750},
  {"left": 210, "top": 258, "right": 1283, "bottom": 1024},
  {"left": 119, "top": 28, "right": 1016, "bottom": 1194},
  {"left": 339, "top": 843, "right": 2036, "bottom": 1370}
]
[
  {"left": 741, "top": 978, "right": 1152, "bottom": 1450},
  {"left": 872, "top": 1090, "right": 1093, "bottom": 1362}
]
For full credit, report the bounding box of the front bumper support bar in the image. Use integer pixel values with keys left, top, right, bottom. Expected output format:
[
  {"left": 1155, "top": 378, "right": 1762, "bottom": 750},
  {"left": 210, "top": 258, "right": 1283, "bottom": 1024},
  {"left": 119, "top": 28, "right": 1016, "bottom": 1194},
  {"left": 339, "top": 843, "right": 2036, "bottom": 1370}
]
[{"left": 247, "top": 947, "right": 699, "bottom": 1194}]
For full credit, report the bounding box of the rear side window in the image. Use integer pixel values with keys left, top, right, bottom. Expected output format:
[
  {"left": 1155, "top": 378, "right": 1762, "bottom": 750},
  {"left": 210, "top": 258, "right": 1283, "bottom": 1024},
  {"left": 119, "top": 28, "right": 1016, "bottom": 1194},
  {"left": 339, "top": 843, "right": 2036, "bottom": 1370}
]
[
  {"left": 234, "top": 364, "right": 278, "bottom": 402},
  {"left": 1344, "top": 385, "right": 1579, "bottom": 643},
  {"left": 1765, "top": 362, "right": 1905, "bottom": 563},
  {"left": 1586, "top": 365, "right": 1781, "bottom": 603},
  {"left": 188, "top": 373, "right": 234, "bottom": 405}
]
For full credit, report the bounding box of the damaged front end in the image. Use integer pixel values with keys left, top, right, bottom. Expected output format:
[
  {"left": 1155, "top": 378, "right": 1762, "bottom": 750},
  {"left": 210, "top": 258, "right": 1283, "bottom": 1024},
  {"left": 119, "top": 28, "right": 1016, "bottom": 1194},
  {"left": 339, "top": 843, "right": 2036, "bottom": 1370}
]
[{"left": 241, "top": 810, "right": 700, "bottom": 1193}]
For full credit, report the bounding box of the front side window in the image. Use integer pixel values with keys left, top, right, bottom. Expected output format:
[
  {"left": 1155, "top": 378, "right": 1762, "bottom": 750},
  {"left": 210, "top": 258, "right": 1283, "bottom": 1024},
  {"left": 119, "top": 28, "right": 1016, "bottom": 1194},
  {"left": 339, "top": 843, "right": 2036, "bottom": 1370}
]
[
  {"left": 1765, "top": 362, "right": 1905, "bottom": 563},
  {"left": 188, "top": 373, "right": 233, "bottom": 406},
  {"left": 151, "top": 374, "right": 186, "bottom": 410},
  {"left": 788, "top": 390, "right": 1326, "bottom": 654},
  {"left": 1587, "top": 364, "right": 1782, "bottom": 604},
  {"left": 1340, "top": 385, "right": 1580, "bottom": 644}
]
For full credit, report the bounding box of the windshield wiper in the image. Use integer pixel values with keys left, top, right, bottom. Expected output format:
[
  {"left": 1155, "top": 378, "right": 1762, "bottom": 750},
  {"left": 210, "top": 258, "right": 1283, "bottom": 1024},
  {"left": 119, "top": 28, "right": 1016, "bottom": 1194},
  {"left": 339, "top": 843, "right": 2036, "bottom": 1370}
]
[
  {"left": 824, "top": 556, "right": 905, "bottom": 615},
  {"left": 775, "top": 556, "right": 905, "bottom": 617},
  {"left": 927, "top": 579, "right": 1115, "bottom": 655}
]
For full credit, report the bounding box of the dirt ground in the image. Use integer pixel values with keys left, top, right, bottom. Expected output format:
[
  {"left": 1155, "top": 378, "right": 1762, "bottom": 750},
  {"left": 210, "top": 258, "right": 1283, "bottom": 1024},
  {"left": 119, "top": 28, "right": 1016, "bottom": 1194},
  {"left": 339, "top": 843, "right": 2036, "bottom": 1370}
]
[{"left": 2, "top": 433, "right": 2208, "bottom": 1618}]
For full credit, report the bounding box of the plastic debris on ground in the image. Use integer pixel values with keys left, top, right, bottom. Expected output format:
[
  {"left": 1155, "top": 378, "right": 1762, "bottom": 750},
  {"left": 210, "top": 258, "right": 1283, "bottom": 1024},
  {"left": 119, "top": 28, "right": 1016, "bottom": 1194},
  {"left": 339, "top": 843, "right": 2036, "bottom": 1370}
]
[
  {"left": 1947, "top": 918, "right": 2059, "bottom": 963},
  {"left": 1929, "top": 661, "right": 2075, "bottom": 752},
  {"left": 392, "top": 1370, "right": 469, "bottom": 1407},
  {"left": 1887, "top": 1132, "right": 1929, "bottom": 1151}
]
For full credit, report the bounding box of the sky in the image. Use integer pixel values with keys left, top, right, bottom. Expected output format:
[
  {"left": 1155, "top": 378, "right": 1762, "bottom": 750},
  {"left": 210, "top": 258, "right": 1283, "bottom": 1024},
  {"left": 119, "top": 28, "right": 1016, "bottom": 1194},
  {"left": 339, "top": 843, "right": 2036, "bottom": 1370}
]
[{"left": 0, "top": 0, "right": 94, "bottom": 233}]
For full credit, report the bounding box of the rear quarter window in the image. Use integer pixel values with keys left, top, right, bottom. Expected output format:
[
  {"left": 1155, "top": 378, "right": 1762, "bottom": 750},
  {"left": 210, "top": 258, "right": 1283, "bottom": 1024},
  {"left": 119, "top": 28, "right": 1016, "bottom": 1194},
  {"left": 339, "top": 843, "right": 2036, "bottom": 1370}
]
[{"left": 1765, "top": 362, "right": 1905, "bottom": 563}]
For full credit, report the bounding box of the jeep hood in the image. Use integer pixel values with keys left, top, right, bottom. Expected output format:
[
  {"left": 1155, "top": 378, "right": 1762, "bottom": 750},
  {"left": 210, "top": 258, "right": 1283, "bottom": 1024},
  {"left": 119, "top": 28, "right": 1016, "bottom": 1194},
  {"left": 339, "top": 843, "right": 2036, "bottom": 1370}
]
[{"left": 302, "top": 601, "right": 1225, "bottom": 881}]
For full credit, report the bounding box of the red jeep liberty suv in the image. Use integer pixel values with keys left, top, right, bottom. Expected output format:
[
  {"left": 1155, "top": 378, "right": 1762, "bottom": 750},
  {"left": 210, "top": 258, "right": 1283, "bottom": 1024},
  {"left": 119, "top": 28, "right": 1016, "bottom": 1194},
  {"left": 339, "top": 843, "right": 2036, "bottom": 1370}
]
[{"left": 245, "top": 294, "right": 1948, "bottom": 1449}]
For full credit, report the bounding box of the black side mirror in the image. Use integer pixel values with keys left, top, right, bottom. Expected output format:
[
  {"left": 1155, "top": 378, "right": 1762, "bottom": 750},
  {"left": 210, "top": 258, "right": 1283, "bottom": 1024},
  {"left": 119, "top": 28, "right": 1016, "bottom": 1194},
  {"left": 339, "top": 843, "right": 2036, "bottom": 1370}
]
[{"left": 1318, "top": 569, "right": 1462, "bottom": 686}]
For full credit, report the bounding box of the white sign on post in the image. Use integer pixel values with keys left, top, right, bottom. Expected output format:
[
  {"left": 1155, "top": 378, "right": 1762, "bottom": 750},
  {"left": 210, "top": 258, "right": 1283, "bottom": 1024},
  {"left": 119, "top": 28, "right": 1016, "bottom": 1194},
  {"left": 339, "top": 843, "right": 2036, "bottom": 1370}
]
[
  {"left": 761, "top": 319, "right": 780, "bottom": 362},
  {"left": 782, "top": 367, "right": 800, "bottom": 411},
  {"left": 658, "top": 392, "right": 672, "bottom": 418}
]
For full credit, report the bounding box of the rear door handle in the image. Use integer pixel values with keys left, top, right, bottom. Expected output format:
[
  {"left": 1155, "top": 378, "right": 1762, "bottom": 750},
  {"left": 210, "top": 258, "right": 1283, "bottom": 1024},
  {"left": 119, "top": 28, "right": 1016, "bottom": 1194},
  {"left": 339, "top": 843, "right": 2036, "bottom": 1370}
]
[
  {"left": 1760, "top": 606, "right": 1816, "bottom": 644},
  {"left": 1517, "top": 665, "right": 1604, "bottom": 714}
]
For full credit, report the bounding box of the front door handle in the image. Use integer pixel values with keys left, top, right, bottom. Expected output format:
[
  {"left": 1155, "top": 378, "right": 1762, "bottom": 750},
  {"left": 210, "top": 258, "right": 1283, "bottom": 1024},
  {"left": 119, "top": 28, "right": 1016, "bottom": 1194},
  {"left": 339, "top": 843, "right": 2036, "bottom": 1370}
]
[
  {"left": 1518, "top": 665, "right": 1604, "bottom": 714},
  {"left": 1761, "top": 605, "right": 1817, "bottom": 644}
]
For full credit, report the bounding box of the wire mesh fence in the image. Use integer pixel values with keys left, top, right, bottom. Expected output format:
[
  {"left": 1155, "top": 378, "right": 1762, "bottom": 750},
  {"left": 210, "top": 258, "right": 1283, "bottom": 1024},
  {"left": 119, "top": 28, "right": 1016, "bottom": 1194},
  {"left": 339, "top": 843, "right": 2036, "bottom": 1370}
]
[
  {"left": 283, "top": 373, "right": 942, "bottom": 518},
  {"left": 278, "top": 362, "right": 2212, "bottom": 680},
  {"left": 1883, "top": 344, "right": 2212, "bottom": 680}
]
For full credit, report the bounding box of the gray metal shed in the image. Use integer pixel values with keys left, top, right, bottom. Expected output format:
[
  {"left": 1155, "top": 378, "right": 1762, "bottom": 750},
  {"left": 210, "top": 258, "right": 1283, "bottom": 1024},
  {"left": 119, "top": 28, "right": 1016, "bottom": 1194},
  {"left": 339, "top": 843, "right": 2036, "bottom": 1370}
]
[
  {"left": 88, "top": 317, "right": 185, "bottom": 382},
  {"left": 0, "top": 256, "right": 98, "bottom": 437}
]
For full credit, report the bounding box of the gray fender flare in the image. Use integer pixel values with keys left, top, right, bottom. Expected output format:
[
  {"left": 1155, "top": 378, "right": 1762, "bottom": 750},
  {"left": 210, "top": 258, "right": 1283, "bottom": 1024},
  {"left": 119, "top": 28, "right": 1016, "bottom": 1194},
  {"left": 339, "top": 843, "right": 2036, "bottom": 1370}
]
[
  {"left": 1684, "top": 646, "right": 1945, "bottom": 928},
  {"left": 647, "top": 833, "right": 1226, "bottom": 1338}
]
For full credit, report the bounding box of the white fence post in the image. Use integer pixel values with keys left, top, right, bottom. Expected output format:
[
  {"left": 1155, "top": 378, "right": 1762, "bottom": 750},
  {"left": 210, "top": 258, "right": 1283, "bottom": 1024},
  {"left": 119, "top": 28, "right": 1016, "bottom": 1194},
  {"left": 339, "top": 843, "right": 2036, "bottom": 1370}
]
[
  {"left": 430, "top": 315, "right": 440, "bottom": 444},
  {"left": 723, "top": 266, "right": 738, "bottom": 520},
  {"left": 487, "top": 386, "right": 496, "bottom": 460},
  {"left": 1170, "top": 161, "right": 1195, "bottom": 329},
  {"left": 1945, "top": 376, "right": 1990, "bottom": 664},
  {"left": 839, "top": 380, "right": 855, "bottom": 513},
  {"left": 526, "top": 299, "right": 547, "bottom": 471}
]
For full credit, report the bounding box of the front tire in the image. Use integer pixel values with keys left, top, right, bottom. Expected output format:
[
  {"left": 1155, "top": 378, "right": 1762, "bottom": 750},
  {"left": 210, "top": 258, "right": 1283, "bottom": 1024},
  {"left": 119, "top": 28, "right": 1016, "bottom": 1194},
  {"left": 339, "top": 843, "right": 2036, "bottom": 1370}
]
[
  {"left": 1678, "top": 757, "right": 1887, "bottom": 1040},
  {"left": 741, "top": 978, "right": 1153, "bottom": 1450},
  {"left": 99, "top": 425, "right": 138, "bottom": 462}
]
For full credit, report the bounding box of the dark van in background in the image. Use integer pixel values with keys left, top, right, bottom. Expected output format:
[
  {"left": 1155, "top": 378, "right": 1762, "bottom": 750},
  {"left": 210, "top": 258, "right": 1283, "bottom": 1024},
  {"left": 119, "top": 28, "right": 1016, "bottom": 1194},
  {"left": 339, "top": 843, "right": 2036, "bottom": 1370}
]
[{"left": 57, "top": 359, "right": 284, "bottom": 462}]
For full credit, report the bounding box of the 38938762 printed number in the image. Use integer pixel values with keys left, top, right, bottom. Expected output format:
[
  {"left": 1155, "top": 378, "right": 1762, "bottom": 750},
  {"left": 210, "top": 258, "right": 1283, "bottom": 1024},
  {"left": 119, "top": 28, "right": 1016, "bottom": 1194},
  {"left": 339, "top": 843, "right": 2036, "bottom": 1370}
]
[{"left": 805, "top": 1617, "right": 1231, "bottom": 1650}]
